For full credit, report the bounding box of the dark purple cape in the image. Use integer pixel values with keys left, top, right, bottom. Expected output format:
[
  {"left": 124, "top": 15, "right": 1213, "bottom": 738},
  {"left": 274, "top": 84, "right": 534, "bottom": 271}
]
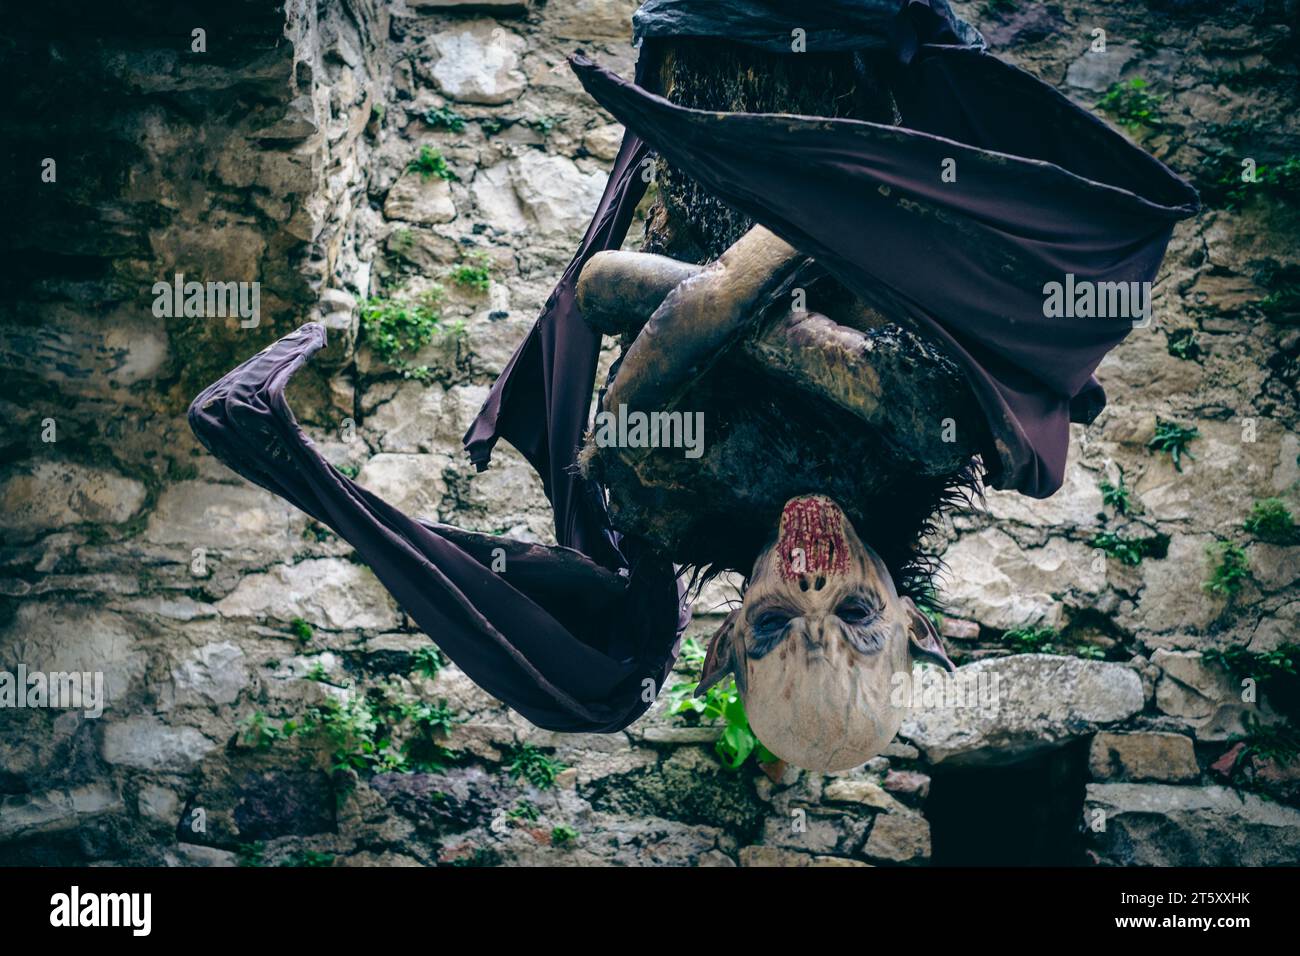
[
  {"left": 189, "top": 325, "right": 685, "bottom": 732},
  {"left": 191, "top": 11, "right": 1197, "bottom": 732},
  {"left": 549, "top": 48, "right": 1199, "bottom": 497}
]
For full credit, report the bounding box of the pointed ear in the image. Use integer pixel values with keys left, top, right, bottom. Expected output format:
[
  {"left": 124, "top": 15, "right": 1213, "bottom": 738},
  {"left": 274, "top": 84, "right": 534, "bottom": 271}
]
[
  {"left": 695, "top": 608, "right": 740, "bottom": 697},
  {"left": 902, "top": 597, "right": 956, "bottom": 673}
]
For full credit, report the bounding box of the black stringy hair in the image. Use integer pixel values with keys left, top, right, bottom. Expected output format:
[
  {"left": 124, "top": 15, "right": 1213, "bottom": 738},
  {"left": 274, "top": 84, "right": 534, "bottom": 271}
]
[{"left": 677, "top": 457, "right": 987, "bottom": 613}]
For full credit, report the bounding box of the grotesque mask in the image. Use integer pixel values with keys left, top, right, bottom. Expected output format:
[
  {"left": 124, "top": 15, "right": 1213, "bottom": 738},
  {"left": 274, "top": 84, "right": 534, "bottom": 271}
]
[{"left": 697, "top": 494, "right": 955, "bottom": 772}]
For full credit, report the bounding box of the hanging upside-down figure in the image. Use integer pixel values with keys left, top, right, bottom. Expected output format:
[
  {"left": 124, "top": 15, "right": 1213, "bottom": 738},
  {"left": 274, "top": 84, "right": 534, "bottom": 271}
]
[
  {"left": 190, "top": 0, "right": 1198, "bottom": 771},
  {"left": 573, "top": 223, "right": 974, "bottom": 771}
]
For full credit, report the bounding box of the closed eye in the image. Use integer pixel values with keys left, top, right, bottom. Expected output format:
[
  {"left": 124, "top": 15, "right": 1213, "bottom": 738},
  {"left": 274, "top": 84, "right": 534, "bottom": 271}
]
[
  {"left": 836, "top": 597, "right": 886, "bottom": 654},
  {"left": 748, "top": 608, "right": 794, "bottom": 659},
  {"left": 835, "top": 598, "right": 879, "bottom": 625}
]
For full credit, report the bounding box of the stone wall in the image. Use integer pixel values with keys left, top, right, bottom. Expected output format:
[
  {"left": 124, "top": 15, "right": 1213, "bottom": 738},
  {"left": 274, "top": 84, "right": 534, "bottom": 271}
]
[{"left": 1, "top": 0, "right": 1298, "bottom": 866}]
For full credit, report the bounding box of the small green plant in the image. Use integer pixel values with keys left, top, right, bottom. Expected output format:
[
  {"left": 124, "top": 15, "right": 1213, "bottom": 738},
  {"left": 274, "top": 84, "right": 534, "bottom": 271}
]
[
  {"left": 1204, "top": 642, "right": 1298, "bottom": 687},
  {"left": 238, "top": 711, "right": 297, "bottom": 751},
  {"left": 1132, "top": 30, "right": 1161, "bottom": 52},
  {"left": 1216, "top": 715, "right": 1300, "bottom": 800},
  {"left": 668, "top": 677, "right": 779, "bottom": 770},
  {"left": 1092, "top": 533, "right": 1141, "bottom": 566},
  {"left": 1258, "top": 285, "right": 1300, "bottom": 318},
  {"left": 1244, "top": 498, "right": 1297, "bottom": 544},
  {"left": 1092, "top": 530, "right": 1167, "bottom": 567},
  {"left": 370, "top": 103, "right": 385, "bottom": 124},
  {"left": 412, "top": 645, "right": 444, "bottom": 679},
  {"left": 425, "top": 105, "right": 466, "bottom": 132},
  {"left": 1166, "top": 328, "right": 1202, "bottom": 361},
  {"left": 1269, "top": 155, "right": 1300, "bottom": 196},
  {"left": 303, "top": 694, "right": 391, "bottom": 774},
  {"left": 1204, "top": 540, "right": 1249, "bottom": 597},
  {"left": 1146, "top": 418, "right": 1199, "bottom": 472},
  {"left": 237, "top": 842, "right": 266, "bottom": 867},
  {"left": 1200, "top": 150, "right": 1300, "bottom": 210},
  {"left": 396, "top": 698, "right": 463, "bottom": 772},
  {"left": 290, "top": 616, "right": 314, "bottom": 643},
  {"left": 1243, "top": 155, "right": 1300, "bottom": 204},
  {"left": 1235, "top": 715, "right": 1300, "bottom": 765},
  {"left": 1002, "top": 626, "right": 1059, "bottom": 654},
  {"left": 305, "top": 661, "right": 329, "bottom": 683},
  {"left": 281, "top": 850, "right": 335, "bottom": 868},
  {"left": 913, "top": 585, "right": 944, "bottom": 630},
  {"left": 1099, "top": 470, "right": 1133, "bottom": 515},
  {"left": 1203, "top": 644, "right": 1299, "bottom": 722},
  {"left": 396, "top": 698, "right": 460, "bottom": 740},
  {"left": 336, "top": 463, "right": 360, "bottom": 480},
  {"left": 361, "top": 288, "right": 444, "bottom": 363},
  {"left": 1199, "top": 147, "right": 1260, "bottom": 210},
  {"left": 1253, "top": 262, "right": 1300, "bottom": 319},
  {"left": 508, "top": 799, "right": 540, "bottom": 822},
  {"left": 1098, "top": 78, "right": 1165, "bottom": 130},
  {"left": 550, "top": 824, "right": 579, "bottom": 846},
  {"left": 528, "top": 115, "right": 559, "bottom": 136},
  {"left": 407, "top": 144, "right": 458, "bottom": 182},
  {"left": 506, "top": 743, "right": 566, "bottom": 789},
  {"left": 396, "top": 362, "right": 436, "bottom": 383},
  {"left": 256, "top": 684, "right": 463, "bottom": 780},
  {"left": 1001, "top": 626, "right": 1103, "bottom": 659},
  {"left": 480, "top": 117, "right": 506, "bottom": 136},
  {"left": 449, "top": 252, "right": 492, "bottom": 293},
  {"left": 677, "top": 635, "right": 707, "bottom": 668}
]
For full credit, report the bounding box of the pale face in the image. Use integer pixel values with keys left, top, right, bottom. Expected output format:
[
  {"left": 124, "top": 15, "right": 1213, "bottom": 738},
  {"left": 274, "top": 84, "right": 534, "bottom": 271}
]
[{"left": 698, "top": 495, "right": 954, "bottom": 772}]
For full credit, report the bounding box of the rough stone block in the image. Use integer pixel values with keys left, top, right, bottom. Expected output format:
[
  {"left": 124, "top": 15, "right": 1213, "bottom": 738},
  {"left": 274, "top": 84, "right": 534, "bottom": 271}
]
[
  {"left": 1085, "top": 783, "right": 1300, "bottom": 866},
  {"left": 1088, "top": 731, "right": 1199, "bottom": 783},
  {"left": 901, "top": 655, "right": 1144, "bottom": 768}
]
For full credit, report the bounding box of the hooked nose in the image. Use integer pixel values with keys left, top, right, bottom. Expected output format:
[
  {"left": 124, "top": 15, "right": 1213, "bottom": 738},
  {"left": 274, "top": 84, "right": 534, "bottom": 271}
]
[
  {"left": 801, "top": 617, "right": 835, "bottom": 655},
  {"left": 802, "top": 627, "right": 820, "bottom": 653}
]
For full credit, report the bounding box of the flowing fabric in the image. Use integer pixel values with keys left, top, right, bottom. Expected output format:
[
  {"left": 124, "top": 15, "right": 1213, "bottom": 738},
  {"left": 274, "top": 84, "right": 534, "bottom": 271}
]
[
  {"left": 191, "top": 0, "right": 1197, "bottom": 733},
  {"left": 189, "top": 325, "right": 685, "bottom": 732},
  {"left": 561, "top": 47, "right": 1199, "bottom": 496},
  {"left": 631, "top": 0, "right": 985, "bottom": 52}
]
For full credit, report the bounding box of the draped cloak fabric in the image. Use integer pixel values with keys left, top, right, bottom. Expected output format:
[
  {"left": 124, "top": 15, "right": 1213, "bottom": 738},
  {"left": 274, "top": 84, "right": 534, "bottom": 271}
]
[{"left": 189, "top": 0, "right": 1199, "bottom": 734}]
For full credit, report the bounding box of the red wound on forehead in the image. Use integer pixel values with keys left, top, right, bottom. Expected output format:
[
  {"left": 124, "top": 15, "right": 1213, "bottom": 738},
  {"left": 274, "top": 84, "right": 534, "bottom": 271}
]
[{"left": 776, "top": 496, "right": 850, "bottom": 581}]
